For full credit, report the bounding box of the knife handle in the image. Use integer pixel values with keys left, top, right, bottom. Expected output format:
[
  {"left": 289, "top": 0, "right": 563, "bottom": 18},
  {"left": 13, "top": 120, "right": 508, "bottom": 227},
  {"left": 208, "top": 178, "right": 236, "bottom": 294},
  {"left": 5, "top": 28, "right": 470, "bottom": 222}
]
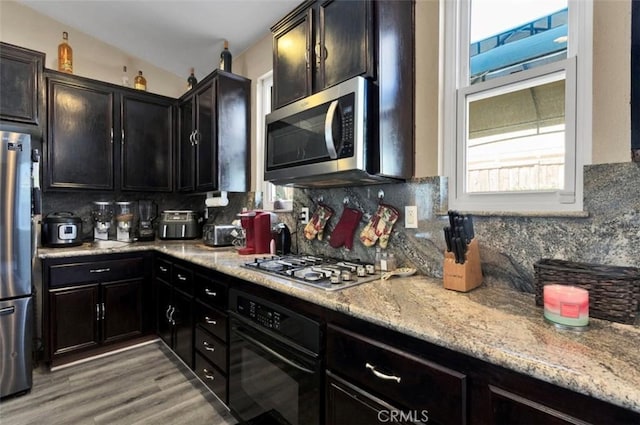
[
  {"left": 463, "top": 216, "right": 474, "bottom": 240},
  {"left": 444, "top": 227, "right": 452, "bottom": 252},
  {"left": 455, "top": 237, "right": 466, "bottom": 264}
]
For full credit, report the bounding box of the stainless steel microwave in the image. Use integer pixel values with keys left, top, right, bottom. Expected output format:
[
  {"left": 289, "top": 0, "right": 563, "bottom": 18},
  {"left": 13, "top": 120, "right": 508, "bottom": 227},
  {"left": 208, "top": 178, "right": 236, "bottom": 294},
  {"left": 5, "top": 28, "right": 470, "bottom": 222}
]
[{"left": 265, "top": 76, "right": 401, "bottom": 187}]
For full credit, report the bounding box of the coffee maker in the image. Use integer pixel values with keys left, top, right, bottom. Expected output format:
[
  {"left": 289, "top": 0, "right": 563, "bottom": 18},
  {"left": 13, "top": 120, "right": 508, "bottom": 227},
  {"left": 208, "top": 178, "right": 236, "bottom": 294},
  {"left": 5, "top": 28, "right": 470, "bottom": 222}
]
[
  {"left": 237, "top": 211, "right": 272, "bottom": 255},
  {"left": 115, "top": 201, "right": 134, "bottom": 242},
  {"left": 92, "top": 201, "right": 113, "bottom": 241},
  {"left": 137, "top": 200, "right": 157, "bottom": 241}
]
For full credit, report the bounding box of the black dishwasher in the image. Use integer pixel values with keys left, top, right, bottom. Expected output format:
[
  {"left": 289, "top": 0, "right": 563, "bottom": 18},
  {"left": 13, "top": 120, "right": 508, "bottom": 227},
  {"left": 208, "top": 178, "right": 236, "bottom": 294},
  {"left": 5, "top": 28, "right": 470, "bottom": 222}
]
[{"left": 228, "top": 289, "right": 322, "bottom": 425}]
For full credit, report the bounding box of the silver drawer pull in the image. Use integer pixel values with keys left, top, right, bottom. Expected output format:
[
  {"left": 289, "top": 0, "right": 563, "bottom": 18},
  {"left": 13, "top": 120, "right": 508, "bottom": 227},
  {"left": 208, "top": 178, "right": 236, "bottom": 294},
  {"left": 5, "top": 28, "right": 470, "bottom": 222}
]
[
  {"left": 202, "top": 341, "right": 215, "bottom": 352},
  {"left": 177, "top": 274, "right": 187, "bottom": 281},
  {"left": 365, "top": 363, "right": 401, "bottom": 383},
  {"left": 203, "top": 369, "right": 215, "bottom": 380},
  {"left": 204, "top": 316, "right": 217, "bottom": 325},
  {"left": 159, "top": 266, "right": 168, "bottom": 272},
  {"left": 90, "top": 268, "right": 111, "bottom": 273},
  {"left": 204, "top": 289, "right": 217, "bottom": 297}
]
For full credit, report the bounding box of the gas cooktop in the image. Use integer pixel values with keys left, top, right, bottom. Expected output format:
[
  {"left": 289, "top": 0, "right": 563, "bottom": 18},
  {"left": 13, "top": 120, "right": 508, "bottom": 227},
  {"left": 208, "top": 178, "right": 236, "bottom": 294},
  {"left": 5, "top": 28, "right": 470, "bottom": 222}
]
[{"left": 243, "top": 255, "right": 380, "bottom": 291}]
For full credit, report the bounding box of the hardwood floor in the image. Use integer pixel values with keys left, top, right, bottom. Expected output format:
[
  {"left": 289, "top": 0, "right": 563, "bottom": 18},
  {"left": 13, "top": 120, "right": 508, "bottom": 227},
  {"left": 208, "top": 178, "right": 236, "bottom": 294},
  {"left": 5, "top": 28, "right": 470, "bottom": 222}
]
[{"left": 0, "top": 340, "right": 237, "bottom": 425}]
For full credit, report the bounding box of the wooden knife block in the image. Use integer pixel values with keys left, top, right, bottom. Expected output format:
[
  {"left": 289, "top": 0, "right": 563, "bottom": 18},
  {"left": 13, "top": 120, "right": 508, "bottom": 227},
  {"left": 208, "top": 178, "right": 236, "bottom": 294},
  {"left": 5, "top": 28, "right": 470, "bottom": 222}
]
[{"left": 443, "top": 238, "right": 483, "bottom": 292}]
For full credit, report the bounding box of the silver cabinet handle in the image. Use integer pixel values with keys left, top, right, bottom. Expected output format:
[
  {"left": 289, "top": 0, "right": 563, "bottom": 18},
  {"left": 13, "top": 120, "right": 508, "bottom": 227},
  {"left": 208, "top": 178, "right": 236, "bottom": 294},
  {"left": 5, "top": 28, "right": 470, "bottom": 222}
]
[
  {"left": 204, "top": 316, "right": 217, "bottom": 325},
  {"left": 202, "top": 341, "right": 215, "bottom": 352},
  {"left": 159, "top": 266, "right": 168, "bottom": 273},
  {"left": 189, "top": 130, "right": 195, "bottom": 146},
  {"left": 204, "top": 289, "right": 217, "bottom": 297},
  {"left": 169, "top": 306, "right": 176, "bottom": 325},
  {"left": 193, "top": 130, "right": 200, "bottom": 145},
  {"left": 101, "top": 302, "right": 105, "bottom": 320},
  {"left": 177, "top": 274, "right": 187, "bottom": 281},
  {"left": 110, "top": 128, "right": 114, "bottom": 144},
  {"left": 203, "top": 369, "right": 215, "bottom": 380},
  {"left": 365, "top": 363, "right": 401, "bottom": 383},
  {"left": 96, "top": 303, "right": 101, "bottom": 321},
  {"left": 90, "top": 268, "right": 111, "bottom": 273},
  {"left": 165, "top": 305, "right": 172, "bottom": 321},
  {"left": 121, "top": 129, "right": 125, "bottom": 145}
]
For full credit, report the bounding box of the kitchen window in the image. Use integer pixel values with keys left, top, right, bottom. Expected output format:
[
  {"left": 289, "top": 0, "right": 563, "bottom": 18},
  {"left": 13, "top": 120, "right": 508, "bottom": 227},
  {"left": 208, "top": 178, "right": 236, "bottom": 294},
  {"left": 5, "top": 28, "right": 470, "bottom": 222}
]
[
  {"left": 443, "top": 0, "right": 592, "bottom": 213},
  {"left": 256, "top": 71, "right": 293, "bottom": 211}
]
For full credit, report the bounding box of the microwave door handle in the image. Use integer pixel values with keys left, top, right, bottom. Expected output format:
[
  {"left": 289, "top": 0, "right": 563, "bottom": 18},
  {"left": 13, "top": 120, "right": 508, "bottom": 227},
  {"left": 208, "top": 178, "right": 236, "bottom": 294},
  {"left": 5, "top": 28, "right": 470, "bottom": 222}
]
[{"left": 324, "top": 100, "right": 339, "bottom": 159}]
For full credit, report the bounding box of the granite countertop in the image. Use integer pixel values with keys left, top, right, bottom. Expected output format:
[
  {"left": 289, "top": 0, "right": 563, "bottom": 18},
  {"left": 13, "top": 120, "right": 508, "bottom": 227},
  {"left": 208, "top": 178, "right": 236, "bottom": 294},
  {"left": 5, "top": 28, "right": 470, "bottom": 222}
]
[{"left": 38, "top": 240, "right": 640, "bottom": 413}]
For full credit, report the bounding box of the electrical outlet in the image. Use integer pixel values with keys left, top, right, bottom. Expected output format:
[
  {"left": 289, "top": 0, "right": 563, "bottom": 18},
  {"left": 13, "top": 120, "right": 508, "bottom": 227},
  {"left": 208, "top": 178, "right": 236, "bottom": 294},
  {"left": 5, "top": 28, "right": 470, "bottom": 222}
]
[
  {"left": 300, "top": 207, "right": 310, "bottom": 224},
  {"left": 405, "top": 206, "right": 418, "bottom": 228}
]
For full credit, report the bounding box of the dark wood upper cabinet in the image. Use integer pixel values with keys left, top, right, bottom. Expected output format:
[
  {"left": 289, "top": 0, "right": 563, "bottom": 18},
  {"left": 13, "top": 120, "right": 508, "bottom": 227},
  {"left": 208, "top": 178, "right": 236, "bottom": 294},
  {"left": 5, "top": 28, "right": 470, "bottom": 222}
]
[
  {"left": 272, "top": 0, "right": 374, "bottom": 109},
  {"left": 45, "top": 70, "right": 174, "bottom": 192},
  {"left": 46, "top": 76, "right": 114, "bottom": 190},
  {"left": 177, "top": 70, "right": 250, "bottom": 193},
  {"left": 0, "top": 42, "right": 44, "bottom": 126},
  {"left": 120, "top": 93, "right": 173, "bottom": 192}
]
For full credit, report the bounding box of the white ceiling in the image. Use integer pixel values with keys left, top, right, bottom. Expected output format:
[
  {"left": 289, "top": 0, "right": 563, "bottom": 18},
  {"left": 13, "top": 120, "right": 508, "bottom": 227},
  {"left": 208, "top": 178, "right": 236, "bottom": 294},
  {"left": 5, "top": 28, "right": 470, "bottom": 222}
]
[{"left": 18, "top": 0, "right": 300, "bottom": 79}]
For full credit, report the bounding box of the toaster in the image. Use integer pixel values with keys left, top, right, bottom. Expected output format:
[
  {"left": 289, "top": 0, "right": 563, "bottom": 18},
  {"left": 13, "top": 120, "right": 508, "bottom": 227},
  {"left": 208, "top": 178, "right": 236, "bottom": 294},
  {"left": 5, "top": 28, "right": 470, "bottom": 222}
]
[
  {"left": 203, "top": 224, "right": 240, "bottom": 247},
  {"left": 158, "top": 210, "right": 200, "bottom": 240}
]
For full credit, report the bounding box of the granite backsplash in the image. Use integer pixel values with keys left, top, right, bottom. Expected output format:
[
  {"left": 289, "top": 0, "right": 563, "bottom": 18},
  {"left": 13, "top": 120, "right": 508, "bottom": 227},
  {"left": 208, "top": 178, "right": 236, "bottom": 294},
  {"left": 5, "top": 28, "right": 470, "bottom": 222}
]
[{"left": 42, "top": 162, "right": 640, "bottom": 299}]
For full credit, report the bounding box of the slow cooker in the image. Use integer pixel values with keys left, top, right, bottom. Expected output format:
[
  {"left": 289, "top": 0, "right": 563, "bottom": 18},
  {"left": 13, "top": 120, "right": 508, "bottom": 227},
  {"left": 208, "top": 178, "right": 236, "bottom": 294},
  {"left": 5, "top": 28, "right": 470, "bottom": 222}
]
[{"left": 42, "top": 212, "right": 83, "bottom": 247}]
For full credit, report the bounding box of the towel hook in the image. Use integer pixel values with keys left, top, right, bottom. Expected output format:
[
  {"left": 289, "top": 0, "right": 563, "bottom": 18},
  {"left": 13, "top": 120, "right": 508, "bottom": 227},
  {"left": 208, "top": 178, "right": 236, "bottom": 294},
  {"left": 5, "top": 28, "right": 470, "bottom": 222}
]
[
  {"left": 343, "top": 196, "right": 350, "bottom": 206},
  {"left": 377, "top": 190, "right": 385, "bottom": 202}
]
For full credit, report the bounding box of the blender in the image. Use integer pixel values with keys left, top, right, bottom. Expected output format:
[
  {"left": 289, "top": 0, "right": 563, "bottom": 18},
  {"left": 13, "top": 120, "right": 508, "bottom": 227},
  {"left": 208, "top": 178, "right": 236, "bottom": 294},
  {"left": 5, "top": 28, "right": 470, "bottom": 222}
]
[
  {"left": 137, "top": 200, "right": 157, "bottom": 241},
  {"left": 92, "top": 201, "right": 113, "bottom": 241},
  {"left": 116, "top": 201, "right": 134, "bottom": 242}
]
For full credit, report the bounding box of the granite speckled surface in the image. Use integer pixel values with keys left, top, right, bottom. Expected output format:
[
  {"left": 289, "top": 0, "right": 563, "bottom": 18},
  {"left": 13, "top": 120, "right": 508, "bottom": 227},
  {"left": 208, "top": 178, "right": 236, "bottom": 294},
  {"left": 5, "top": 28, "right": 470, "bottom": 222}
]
[{"left": 38, "top": 240, "right": 640, "bottom": 413}]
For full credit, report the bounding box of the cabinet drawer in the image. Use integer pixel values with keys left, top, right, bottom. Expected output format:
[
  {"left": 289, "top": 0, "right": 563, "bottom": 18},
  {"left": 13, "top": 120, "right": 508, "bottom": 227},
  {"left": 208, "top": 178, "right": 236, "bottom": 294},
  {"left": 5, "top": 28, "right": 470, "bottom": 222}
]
[
  {"left": 172, "top": 264, "right": 193, "bottom": 295},
  {"left": 195, "top": 326, "right": 227, "bottom": 372},
  {"left": 49, "top": 257, "right": 144, "bottom": 287},
  {"left": 195, "top": 301, "right": 227, "bottom": 342},
  {"left": 194, "top": 273, "right": 227, "bottom": 310},
  {"left": 327, "top": 325, "right": 467, "bottom": 425},
  {"left": 195, "top": 352, "right": 227, "bottom": 403},
  {"left": 155, "top": 258, "right": 171, "bottom": 282}
]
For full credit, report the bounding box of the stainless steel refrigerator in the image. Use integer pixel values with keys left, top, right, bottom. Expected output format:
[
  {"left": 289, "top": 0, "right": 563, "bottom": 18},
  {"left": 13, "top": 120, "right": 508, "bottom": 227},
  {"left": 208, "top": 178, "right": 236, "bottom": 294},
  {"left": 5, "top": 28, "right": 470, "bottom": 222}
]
[{"left": 0, "top": 130, "right": 33, "bottom": 398}]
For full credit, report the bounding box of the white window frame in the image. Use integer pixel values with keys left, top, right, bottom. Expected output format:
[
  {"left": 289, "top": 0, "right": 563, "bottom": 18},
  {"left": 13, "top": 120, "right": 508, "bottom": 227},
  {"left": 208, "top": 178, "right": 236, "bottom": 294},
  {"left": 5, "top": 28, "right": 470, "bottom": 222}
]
[
  {"left": 256, "top": 70, "right": 293, "bottom": 211},
  {"left": 442, "top": 0, "right": 592, "bottom": 213}
]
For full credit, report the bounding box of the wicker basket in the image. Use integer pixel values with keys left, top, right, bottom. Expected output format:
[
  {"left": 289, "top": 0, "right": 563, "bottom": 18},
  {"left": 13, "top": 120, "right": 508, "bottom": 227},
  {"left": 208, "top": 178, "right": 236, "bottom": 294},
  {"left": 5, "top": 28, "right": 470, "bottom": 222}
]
[{"left": 534, "top": 259, "right": 640, "bottom": 324}]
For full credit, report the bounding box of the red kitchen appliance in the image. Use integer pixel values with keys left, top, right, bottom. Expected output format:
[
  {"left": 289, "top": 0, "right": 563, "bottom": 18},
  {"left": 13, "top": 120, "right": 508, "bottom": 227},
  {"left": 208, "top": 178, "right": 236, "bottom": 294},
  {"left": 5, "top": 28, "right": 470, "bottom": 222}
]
[{"left": 238, "top": 211, "right": 272, "bottom": 255}]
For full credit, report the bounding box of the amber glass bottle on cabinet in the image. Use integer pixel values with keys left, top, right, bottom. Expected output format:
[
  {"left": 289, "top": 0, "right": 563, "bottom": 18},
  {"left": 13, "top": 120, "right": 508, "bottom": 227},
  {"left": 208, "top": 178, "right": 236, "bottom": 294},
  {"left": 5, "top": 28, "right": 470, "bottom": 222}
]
[
  {"left": 58, "top": 31, "right": 73, "bottom": 73},
  {"left": 219, "top": 40, "right": 232, "bottom": 72},
  {"left": 187, "top": 68, "right": 197, "bottom": 90},
  {"left": 134, "top": 70, "right": 147, "bottom": 91}
]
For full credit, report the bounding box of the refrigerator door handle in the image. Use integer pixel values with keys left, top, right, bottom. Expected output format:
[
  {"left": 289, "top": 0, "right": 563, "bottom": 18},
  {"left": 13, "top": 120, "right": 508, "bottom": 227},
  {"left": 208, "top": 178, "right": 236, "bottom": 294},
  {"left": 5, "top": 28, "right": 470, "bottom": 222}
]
[{"left": 0, "top": 306, "right": 16, "bottom": 316}]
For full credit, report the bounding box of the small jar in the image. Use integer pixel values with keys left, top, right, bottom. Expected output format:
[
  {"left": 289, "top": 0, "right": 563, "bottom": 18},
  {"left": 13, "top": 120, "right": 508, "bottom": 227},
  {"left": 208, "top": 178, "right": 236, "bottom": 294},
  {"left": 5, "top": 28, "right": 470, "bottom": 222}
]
[{"left": 374, "top": 247, "right": 382, "bottom": 271}]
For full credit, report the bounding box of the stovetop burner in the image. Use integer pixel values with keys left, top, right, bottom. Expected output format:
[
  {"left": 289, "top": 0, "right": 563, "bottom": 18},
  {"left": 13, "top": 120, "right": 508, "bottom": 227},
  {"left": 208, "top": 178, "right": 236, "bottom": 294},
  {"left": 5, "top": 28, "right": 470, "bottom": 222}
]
[{"left": 244, "top": 254, "right": 380, "bottom": 291}]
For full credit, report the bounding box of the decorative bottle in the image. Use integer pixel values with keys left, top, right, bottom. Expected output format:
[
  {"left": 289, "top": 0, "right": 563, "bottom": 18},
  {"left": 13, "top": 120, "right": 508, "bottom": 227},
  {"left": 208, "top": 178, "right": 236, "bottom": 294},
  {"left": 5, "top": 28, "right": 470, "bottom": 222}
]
[
  {"left": 187, "top": 68, "right": 197, "bottom": 90},
  {"left": 134, "top": 70, "right": 147, "bottom": 91},
  {"left": 219, "top": 40, "right": 232, "bottom": 72},
  {"left": 58, "top": 31, "right": 73, "bottom": 74},
  {"left": 121, "top": 66, "right": 130, "bottom": 87}
]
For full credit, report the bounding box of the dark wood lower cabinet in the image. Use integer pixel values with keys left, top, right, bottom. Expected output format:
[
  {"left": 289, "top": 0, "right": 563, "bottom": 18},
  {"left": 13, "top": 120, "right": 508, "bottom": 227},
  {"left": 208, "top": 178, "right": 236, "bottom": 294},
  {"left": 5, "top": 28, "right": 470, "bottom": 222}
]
[
  {"left": 49, "top": 285, "right": 100, "bottom": 357},
  {"left": 43, "top": 253, "right": 151, "bottom": 366}
]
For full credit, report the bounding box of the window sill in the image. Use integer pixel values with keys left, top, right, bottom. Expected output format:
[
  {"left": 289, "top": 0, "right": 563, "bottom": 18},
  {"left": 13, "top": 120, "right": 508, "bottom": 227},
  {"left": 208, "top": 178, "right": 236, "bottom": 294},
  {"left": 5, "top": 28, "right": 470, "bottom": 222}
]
[{"left": 437, "top": 210, "right": 590, "bottom": 219}]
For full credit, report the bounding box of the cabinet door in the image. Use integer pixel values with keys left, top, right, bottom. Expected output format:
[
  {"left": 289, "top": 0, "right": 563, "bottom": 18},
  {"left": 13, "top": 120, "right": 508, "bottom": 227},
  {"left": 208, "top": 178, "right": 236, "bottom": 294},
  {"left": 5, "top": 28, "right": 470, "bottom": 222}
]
[
  {"left": 120, "top": 94, "right": 173, "bottom": 191},
  {"left": 102, "top": 279, "right": 143, "bottom": 343},
  {"left": 0, "top": 43, "right": 43, "bottom": 125},
  {"left": 49, "top": 285, "right": 100, "bottom": 357},
  {"left": 156, "top": 279, "right": 173, "bottom": 347},
  {"left": 177, "top": 96, "right": 195, "bottom": 192},
  {"left": 172, "top": 289, "right": 193, "bottom": 368},
  {"left": 47, "top": 78, "right": 114, "bottom": 190},
  {"left": 273, "top": 8, "right": 313, "bottom": 108},
  {"left": 319, "top": 0, "right": 374, "bottom": 89},
  {"left": 194, "top": 79, "right": 217, "bottom": 192}
]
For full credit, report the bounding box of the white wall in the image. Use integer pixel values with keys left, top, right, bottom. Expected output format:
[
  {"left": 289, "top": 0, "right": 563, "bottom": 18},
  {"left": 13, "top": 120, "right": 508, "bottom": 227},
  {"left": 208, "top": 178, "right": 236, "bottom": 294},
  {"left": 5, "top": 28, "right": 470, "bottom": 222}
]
[{"left": 0, "top": 1, "right": 185, "bottom": 98}]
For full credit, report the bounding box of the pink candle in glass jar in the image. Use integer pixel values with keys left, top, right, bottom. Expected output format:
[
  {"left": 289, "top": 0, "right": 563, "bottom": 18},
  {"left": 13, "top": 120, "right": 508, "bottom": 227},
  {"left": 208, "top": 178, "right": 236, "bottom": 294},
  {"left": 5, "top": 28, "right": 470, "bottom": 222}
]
[{"left": 543, "top": 284, "right": 589, "bottom": 328}]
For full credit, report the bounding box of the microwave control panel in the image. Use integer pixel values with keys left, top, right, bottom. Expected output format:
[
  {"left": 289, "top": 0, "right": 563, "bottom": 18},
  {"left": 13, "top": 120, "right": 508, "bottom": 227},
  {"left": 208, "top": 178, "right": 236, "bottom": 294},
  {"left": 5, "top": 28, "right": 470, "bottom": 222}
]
[{"left": 337, "top": 103, "right": 354, "bottom": 158}]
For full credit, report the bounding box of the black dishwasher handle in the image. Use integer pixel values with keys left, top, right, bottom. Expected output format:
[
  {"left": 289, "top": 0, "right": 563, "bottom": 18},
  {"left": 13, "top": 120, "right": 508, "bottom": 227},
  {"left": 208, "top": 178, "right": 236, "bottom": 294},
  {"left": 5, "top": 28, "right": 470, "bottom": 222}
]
[{"left": 233, "top": 326, "right": 315, "bottom": 375}]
